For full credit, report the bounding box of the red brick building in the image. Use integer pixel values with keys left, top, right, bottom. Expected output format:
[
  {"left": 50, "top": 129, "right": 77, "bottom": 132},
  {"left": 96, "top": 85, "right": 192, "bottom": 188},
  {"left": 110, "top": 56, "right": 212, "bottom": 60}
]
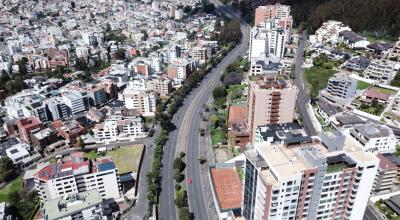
[{"left": 17, "top": 116, "right": 44, "bottom": 144}]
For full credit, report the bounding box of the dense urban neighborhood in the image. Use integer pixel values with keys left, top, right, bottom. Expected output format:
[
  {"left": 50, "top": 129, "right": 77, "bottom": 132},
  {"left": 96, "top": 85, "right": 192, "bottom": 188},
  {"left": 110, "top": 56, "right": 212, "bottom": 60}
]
[{"left": 0, "top": 0, "right": 400, "bottom": 220}]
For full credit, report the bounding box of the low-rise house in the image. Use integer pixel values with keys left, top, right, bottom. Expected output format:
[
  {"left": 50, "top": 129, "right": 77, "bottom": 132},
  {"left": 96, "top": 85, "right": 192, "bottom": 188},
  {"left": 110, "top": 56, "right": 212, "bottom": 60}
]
[
  {"left": 367, "top": 42, "right": 393, "bottom": 57},
  {"left": 313, "top": 20, "right": 351, "bottom": 44},
  {"left": 227, "top": 105, "right": 249, "bottom": 151},
  {"left": 30, "top": 127, "right": 58, "bottom": 152},
  {"left": 349, "top": 123, "right": 397, "bottom": 153},
  {"left": 361, "top": 87, "right": 391, "bottom": 104},
  {"left": 93, "top": 115, "right": 146, "bottom": 143},
  {"left": 341, "top": 56, "right": 371, "bottom": 72},
  {"left": 372, "top": 154, "right": 397, "bottom": 193},
  {"left": 338, "top": 30, "right": 370, "bottom": 48},
  {"left": 5, "top": 142, "right": 30, "bottom": 165}
]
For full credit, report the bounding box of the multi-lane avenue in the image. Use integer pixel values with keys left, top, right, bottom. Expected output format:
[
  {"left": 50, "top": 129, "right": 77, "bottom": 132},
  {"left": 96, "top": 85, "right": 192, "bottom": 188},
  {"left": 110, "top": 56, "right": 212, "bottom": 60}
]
[
  {"left": 159, "top": 2, "right": 250, "bottom": 220},
  {"left": 159, "top": 2, "right": 317, "bottom": 220}
]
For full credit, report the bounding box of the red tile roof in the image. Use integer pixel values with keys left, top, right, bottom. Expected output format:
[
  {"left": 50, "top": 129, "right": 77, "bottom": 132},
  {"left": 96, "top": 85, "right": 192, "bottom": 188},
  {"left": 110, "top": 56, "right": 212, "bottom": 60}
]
[
  {"left": 363, "top": 88, "right": 391, "bottom": 101},
  {"left": 210, "top": 168, "right": 242, "bottom": 210},
  {"left": 378, "top": 154, "right": 397, "bottom": 170},
  {"left": 228, "top": 105, "right": 247, "bottom": 125}
]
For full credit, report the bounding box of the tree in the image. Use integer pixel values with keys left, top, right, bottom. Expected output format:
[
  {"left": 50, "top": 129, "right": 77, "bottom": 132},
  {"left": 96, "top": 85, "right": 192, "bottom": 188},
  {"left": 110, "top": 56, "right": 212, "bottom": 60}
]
[
  {"left": 222, "top": 71, "right": 244, "bottom": 88},
  {"left": 0, "top": 157, "right": 14, "bottom": 182},
  {"left": 141, "top": 29, "right": 149, "bottom": 40},
  {"left": 105, "top": 23, "right": 111, "bottom": 33},
  {"left": 179, "top": 207, "right": 192, "bottom": 220},
  {"left": 173, "top": 170, "right": 185, "bottom": 182},
  {"left": 175, "top": 190, "right": 188, "bottom": 208},
  {"left": 179, "top": 152, "right": 186, "bottom": 158},
  {"left": 212, "top": 86, "right": 227, "bottom": 100},
  {"left": 70, "top": 1, "right": 75, "bottom": 8},
  {"left": 75, "top": 58, "right": 88, "bottom": 71},
  {"left": 173, "top": 157, "right": 186, "bottom": 172},
  {"left": 78, "top": 137, "right": 85, "bottom": 150},
  {"left": 155, "top": 112, "right": 171, "bottom": 130},
  {"left": 183, "top": 5, "right": 192, "bottom": 14},
  {"left": 16, "top": 57, "right": 28, "bottom": 76},
  {"left": 220, "top": 19, "right": 241, "bottom": 44},
  {"left": 114, "top": 49, "right": 126, "bottom": 60},
  {"left": 203, "top": 2, "right": 215, "bottom": 13}
]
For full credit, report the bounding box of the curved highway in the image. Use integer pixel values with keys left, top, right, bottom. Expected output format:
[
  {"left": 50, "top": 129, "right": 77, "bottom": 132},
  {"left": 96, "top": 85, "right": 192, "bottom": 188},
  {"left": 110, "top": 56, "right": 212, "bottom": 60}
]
[{"left": 159, "top": 2, "right": 250, "bottom": 220}]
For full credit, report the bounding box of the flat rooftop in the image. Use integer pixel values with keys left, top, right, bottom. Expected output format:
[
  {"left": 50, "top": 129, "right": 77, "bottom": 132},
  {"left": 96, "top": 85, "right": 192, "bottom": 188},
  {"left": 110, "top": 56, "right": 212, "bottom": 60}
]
[
  {"left": 42, "top": 190, "right": 103, "bottom": 220},
  {"left": 255, "top": 136, "right": 378, "bottom": 179},
  {"left": 210, "top": 168, "right": 242, "bottom": 210}
]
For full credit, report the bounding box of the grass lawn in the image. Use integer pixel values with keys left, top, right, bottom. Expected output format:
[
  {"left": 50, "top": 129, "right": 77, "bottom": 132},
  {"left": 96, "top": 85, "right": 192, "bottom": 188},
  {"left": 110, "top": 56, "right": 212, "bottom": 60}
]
[
  {"left": 227, "top": 84, "right": 246, "bottom": 103},
  {"left": 211, "top": 128, "right": 226, "bottom": 145},
  {"left": 107, "top": 145, "right": 144, "bottom": 174},
  {"left": 356, "top": 80, "right": 370, "bottom": 90},
  {"left": 327, "top": 163, "right": 347, "bottom": 173},
  {"left": 85, "top": 151, "right": 98, "bottom": 160},
  {"left": 0, "top": 176, "right": 23, "bottom": 202},
  {"left": 304, "top": 66, "right": 337, "bottom": 98},
  {"left": 359, "top": 105, "right": 385, "bottom": 116},
  {"left": 249, "top": 75, "right": 260, "bottom": 81},
  {"left": 371, "top": 86, "right": 396, "bottom": 95}
]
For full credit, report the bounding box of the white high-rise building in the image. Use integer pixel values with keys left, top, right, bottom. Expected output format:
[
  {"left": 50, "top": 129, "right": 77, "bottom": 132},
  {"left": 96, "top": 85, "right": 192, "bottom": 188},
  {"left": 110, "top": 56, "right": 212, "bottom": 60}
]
[
  {"left": 249, "top": 21, "right": 288, "bottom": 62},
  {"left": 243, "top": 133, "right": 379, "bottom": 220},
  {"left": 33, "top": 153, "right": 121, "bottom": 201},
  {"left": 123, "top": 89, "right": 156, "bottom": 116},
  {"left": 62, "top": 91, "right": 86, "bottom": 115}
]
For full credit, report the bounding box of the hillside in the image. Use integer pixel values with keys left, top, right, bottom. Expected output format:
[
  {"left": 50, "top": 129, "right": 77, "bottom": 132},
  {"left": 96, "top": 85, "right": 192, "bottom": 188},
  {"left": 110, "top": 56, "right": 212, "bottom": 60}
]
[{"left": 285, "top": 0, "right": 400, "bottom": 37}]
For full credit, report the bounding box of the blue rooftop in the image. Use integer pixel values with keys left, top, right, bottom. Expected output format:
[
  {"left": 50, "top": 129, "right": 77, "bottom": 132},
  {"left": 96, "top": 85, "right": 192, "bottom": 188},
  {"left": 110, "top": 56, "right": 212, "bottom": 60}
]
[{"left": 98, "top": 161, "right": 116, "bottom": 172}]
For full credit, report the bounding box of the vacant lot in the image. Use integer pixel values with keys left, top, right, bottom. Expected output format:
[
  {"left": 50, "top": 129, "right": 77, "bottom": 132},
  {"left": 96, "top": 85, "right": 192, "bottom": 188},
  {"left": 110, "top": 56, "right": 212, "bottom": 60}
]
[{"left": 107, "top": 145, "right": 144, "bottom": 174}]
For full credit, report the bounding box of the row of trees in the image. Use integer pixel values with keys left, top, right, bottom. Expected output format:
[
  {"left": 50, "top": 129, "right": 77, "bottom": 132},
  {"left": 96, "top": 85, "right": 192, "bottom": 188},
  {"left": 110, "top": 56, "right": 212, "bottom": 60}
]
[
  {"left": 146, "top": 16, "right": 242, "bottom": 217},
  {"left": 146, "top": 129, "right": 168, "bottom": 216},
  {"left": 173, "top": 153, "right": 192, "bottom": 220}
]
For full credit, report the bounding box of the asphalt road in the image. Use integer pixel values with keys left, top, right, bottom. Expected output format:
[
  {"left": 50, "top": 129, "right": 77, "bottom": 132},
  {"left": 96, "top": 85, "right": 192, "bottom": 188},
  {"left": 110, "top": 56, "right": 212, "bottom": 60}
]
[
  {"left": 293, "top": 31, "right": 317, "bottom": 136},
  {"left": 159, "top": 3, "right": 250, "bottom": 220},
  {"left": 120, "top": 132, "right": 158, "bottom": 219}
]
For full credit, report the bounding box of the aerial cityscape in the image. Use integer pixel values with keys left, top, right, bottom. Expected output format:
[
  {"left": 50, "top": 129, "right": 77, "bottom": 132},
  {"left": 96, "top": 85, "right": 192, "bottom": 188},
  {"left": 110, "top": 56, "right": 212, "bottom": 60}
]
[{"left": 0, "top": 0, "right": 399, "bottom": 219}]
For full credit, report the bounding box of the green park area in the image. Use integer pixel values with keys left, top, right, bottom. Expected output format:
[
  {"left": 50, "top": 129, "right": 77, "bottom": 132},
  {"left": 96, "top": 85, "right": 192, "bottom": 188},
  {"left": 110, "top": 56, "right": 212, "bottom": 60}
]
[
  {"left": 211, "top": 127, "right": 226, "bottom": 145},
  {"left": 304, "top": 66, "right": 337, "bottom": 98},
  {"left": 227, "top": 84, "right": 247, "bottom": 104},
  {"left": 356, "top": 80, "right": 370, "bottom": 90},
  {"left": 85, "top": 145, "right": 144, "bottom": 174},
  {"left": 0, "top": 176, "right": 22, "bottom": 202}
]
